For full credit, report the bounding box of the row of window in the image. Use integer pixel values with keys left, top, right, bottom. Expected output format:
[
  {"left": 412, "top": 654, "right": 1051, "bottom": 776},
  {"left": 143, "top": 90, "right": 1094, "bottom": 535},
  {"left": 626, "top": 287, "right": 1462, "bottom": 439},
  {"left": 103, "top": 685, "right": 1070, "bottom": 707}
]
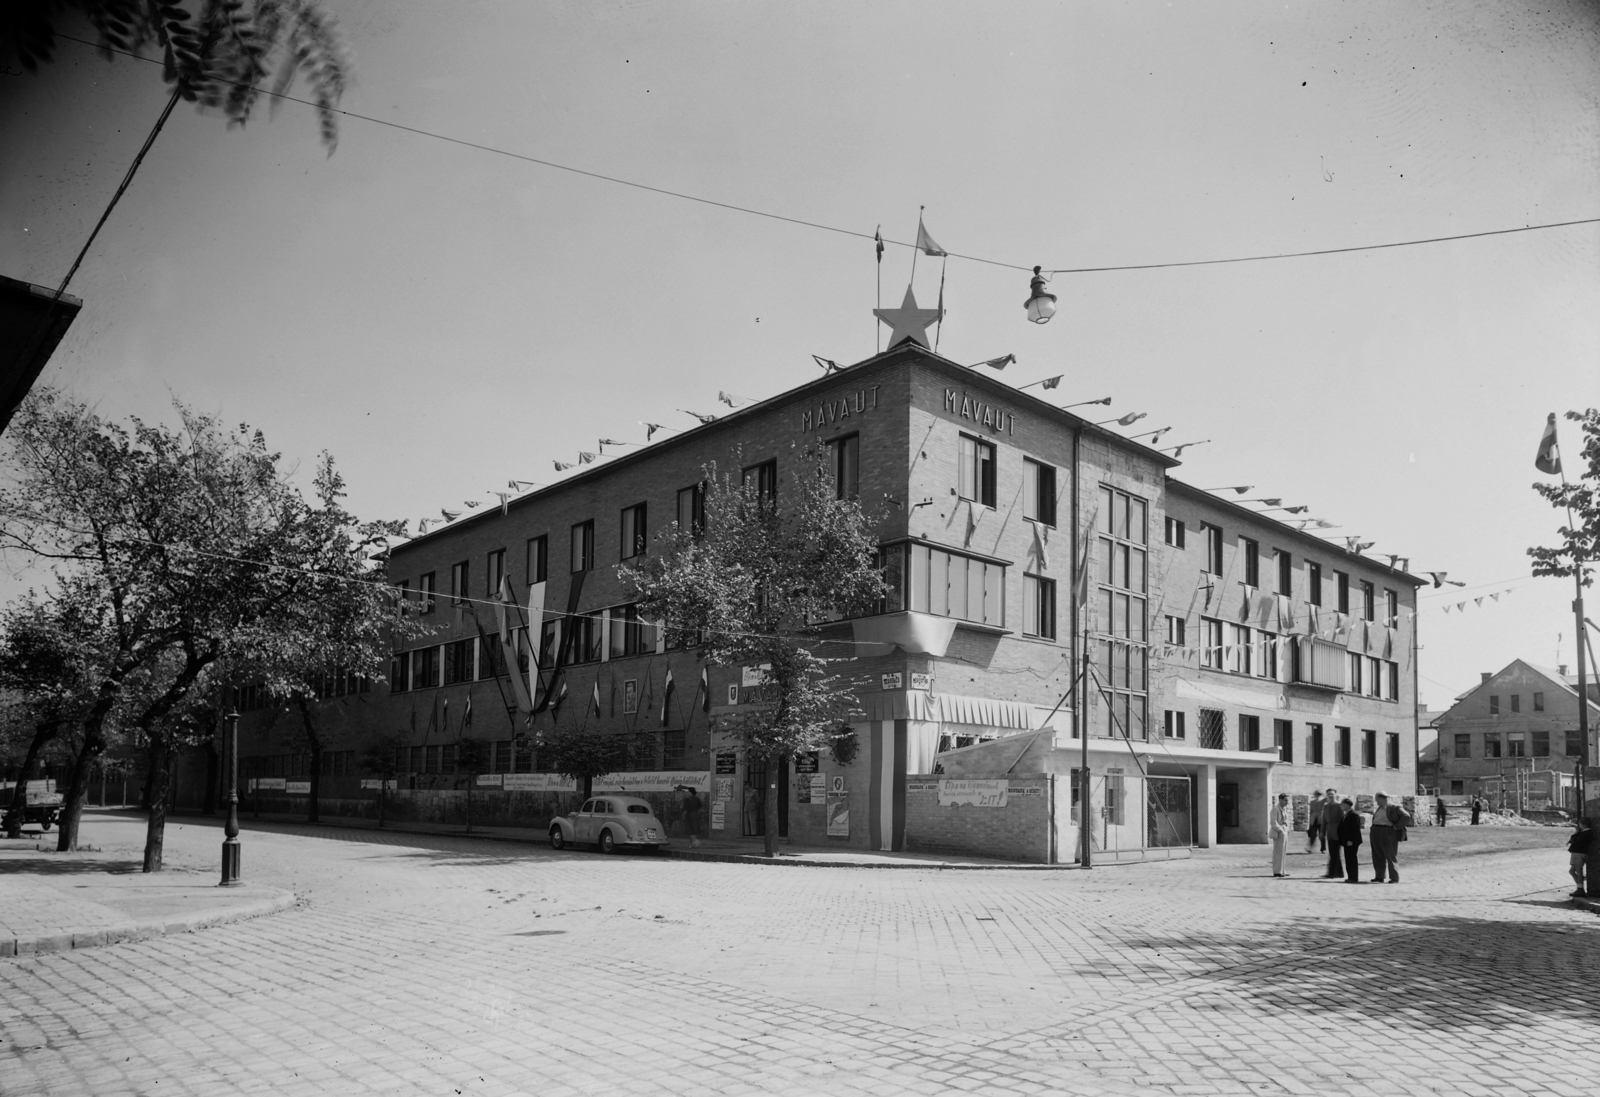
[
  {"left": 1186, "top": 618, "right": 1401, "bottom": 699},
  {"left": 956, "top": 432, "right": 1061, "bottom": 527},
  {"left": 1487, "top": 692, "right": 1545, "bottom": 715},
  {"left": 246, "top": 751, "right": 358, "bottom": 778},
  {"left": 1451, "top": 729, "right": 1583, "bottom": 759},
  {"left": 391, "top": 604, "right": 661, "bottom": 691},
  {"left": 1167, "top": 518, "right": 1400, "bottom": 623},
  {"left": 1163, "top": 711, "right": 1402, "bottom": 767}
]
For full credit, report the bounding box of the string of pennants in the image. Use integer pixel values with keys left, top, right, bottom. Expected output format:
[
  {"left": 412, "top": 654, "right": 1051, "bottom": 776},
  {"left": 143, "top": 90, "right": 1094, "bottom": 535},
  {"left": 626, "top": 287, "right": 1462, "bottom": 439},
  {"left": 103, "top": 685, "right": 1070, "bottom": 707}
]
[{"left": 1437, "top": 588, "right": 1516, "bottom": 615}]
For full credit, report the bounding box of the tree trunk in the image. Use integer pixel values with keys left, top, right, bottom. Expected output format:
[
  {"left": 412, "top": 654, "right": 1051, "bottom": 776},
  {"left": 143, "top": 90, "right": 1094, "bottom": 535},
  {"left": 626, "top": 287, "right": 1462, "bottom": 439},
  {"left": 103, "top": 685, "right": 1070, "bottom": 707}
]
[
  {"left": 5, "top": 722, "right": 57, "bottom": 840},
  {"left": 465, "top": 774, "right": 473, "bottom": 835},
  {"left": 763, "top": 753, "right": 782, "bottom": 858},
  {"left": 56, "top": 698, "right": 117, "bottom": 851},
  {"left": 296, "top": 696, "right": 323, "bottom": 824},
  {"left": 377, "top": 777, "right": 387, "bottom": 827},
  {"left": 143, "top": 734, "right": 170, "bottom": 872}
]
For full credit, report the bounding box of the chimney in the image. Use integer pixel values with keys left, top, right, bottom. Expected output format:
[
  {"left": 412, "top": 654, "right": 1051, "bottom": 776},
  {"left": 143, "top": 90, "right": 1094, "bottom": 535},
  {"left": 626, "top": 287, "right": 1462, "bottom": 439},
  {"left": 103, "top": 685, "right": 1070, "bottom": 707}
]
[
  {"left": 1481, "top": 672, "right": 1491, "bottom": 684},
  {"left": 1559, "top": 664, "right": 1568, "bottom": 677}
]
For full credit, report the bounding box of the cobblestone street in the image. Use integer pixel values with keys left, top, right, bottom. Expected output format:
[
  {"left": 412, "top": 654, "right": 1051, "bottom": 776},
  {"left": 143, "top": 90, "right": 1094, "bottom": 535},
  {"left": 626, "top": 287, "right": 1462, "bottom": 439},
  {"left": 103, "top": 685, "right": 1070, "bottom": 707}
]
[{"left": 2, "top": 812, "right": 1596, "bottom": 1096}]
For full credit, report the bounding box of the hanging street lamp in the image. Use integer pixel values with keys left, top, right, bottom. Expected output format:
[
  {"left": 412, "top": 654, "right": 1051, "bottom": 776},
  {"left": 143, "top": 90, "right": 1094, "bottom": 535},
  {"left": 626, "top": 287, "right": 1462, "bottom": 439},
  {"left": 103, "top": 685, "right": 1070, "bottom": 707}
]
[{"left": 1024, "top": 266, "right": 1057, "bottom": 324}]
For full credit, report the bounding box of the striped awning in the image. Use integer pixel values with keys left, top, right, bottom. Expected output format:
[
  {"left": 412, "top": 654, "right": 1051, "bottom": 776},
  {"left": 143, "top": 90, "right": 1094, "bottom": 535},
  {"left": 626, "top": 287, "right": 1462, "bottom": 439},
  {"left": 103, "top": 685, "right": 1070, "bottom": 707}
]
[{"left": 859, "top": 691, "right": 1036, "bottom": 730}]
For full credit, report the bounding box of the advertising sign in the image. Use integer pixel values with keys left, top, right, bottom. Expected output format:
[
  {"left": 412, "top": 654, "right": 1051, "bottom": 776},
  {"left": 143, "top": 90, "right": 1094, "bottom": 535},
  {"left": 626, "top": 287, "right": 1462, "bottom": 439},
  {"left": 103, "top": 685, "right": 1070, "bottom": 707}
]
[
  {"left": 285, "top": 781, "right": 311, "bottom": 795},
  {"left": 255, "top": 777, "right": 287, "bottom": 791},
  {"left": 359, "top": 779, "right": 398, "bottom": 790},
  {"left": 715, "top": 751, "right": 738, "bottom": 775},
  {"left": 501, "top": 773, "right": 579, "bottom": 792},
  {"left": 937, "top": 778, "right": 1009, "bottom": 807},
  {"left": 910, "top": 672, "right": 933, "bottom": 691},
  {"left": 826, "top": 796, "right": 850, "bottom": 836},
  {"left": 794, "top": 751, "right": 820, "bottom": 775},
  {"left": 475, "top": 773, "right": 504, "bottom": 787},
  {"left": 593, "top": 771, "right": 711, "bottom": 793},
  {"left": 880, "top": 672, "right": 903, "bottom": 690},
  {"left": 710, "top": 801, "right": 726, "bottom": 830}
]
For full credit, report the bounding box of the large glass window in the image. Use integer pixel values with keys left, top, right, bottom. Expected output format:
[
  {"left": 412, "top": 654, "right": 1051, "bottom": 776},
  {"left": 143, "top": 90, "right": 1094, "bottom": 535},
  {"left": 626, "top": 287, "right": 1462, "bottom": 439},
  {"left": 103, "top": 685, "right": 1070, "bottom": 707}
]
[
  {"left": 958, "top": 434, "right": 997, "bottom": 508},
  {"left": 606, "top": 604, "right": 657, "bottom": 658},
  {"left": 1201, "top": 618, "right": 1224, "bottom": 669},
  {"left": 1096, "top": 485, "right": 1149, "bottom": 739},
  {"left": 878, "top": 541, "right": 1005, "bottom": 626},
  {"left": 418, "top": 572, "right": 436, "bottom": 614}
]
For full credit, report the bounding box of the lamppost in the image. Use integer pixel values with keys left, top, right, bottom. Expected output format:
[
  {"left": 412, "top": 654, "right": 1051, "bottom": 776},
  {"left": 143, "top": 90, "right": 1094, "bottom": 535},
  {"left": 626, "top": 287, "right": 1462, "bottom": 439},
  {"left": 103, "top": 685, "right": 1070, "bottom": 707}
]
[{"left": 220, "top": 708, "right": 242, "bottom": 887}]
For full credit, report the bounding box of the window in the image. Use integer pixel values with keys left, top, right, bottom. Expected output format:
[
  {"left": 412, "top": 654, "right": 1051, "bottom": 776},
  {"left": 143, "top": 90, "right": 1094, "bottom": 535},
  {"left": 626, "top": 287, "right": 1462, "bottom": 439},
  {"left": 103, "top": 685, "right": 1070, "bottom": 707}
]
[
  {"left": 1164, "top": 517, "right": 1185, "bottom": 547},
  {"left": 418, "top": 572, "right": 436, "bottom": 613},
  {"left": 1163, "top": 710, "right": 1186, "bottom": 739},
  {"left": 1277, "top": 551, "right": 1292, "bottom": 596},
  {"left": 1335, "top": 726, "right": 1352, "bottom": 766},
  {"left": 742, "top": 459, "right": 778, "bottom": 508},
  {"left": 958, "top": 434, "right": 997, "bottom": 508},
  {"left": 1198, "top": 708, "right": 1226, "bottom": 750},
  {"left": 1566, "top": 729, "right": 1583, "bottom": 757},
  {"left": 607, "top": 604, "right": 656, "bottom": 659},
  {"left": 566, "top": 614, "right": 602, "bottom": 665},
  {"left": 1201, "top": 618, "right": 1224, "bottom": 669},
  {"left": 526, "top": 535, "right": 548, "bottom": 584},
  {"left": 1450, "top": 780, "right": 1464, "bottom": 795},
  {"left": 1533, "top": 692, "right": 1545, "bottom": 712},
  {"left": 1360, "top": 580, "right": 1375, "bottom": 622},
  {"left": 1308, "top": 562, "right": 1323, "bottom": 606},
  {"left": 486, "top": 549, "right": 505, "bottom": 597},
  {"left": 1165, "top": 615, "right": 1186, "bottom": 645},
  {"left": 1096, "top": 486, "right": 1150, "bottom": 739},
  {"left": 1335, "top": 571, "right": 1350, "bottom": 614},
  {"left": 1506, "top": 732, "right": 1525, "bottom": 758},
  {"left": 478, "top": 632, "right": 507, "bottom": 680},
  {"left": 539, "top": 620, "right": 559, "bottom": 669},
  {"left": 1484, "top": 732, "right": 1501, "bottom": 759},
  {"left": 1239, "top": 715, "right": 1260, "bottom": 752},
  {"left": 450, "top": 560, "right": 469, "bottom": 605},
  {"left": 390, "top": 650, "right": 411, "bottom": 693},
  {"left": 1366, "top": 656, "right": 1382, "bottom": 698},
  {"left": 620, "top": 503, "right": 647, "bottom": 561},
  {"left": 1348, "top": 654, "right": 1363, "bottom": 695},
  {"left": 443, "top": 639, "right": 475, "bottom": 685},
  {"left": 1385, "top": 732, "right": 1400, "bottom": 769},
  {"left": 1386, "top": 661, "right": 1399, "bottom": 701},
  {"left": 1535, "top": 729, "right": 1555, "bottom": 756},
  {"left": 571, "top": 520, "right": 594, "bottom": 573},
  {"left": 1509, "top": 694, "right": 1521, "bottom": 714},
  {"left": 663, "top": 730, "right": 687, "bottom": 769},
  {"left": 1361, "top": 729, "right": 1377, "bottom": 768},
  {"left": 1023, "top": 575, "right": 1056, "bottom": 640},
  {"left": 1489, "top": 695, "right": 1499, "bottom": 716},
  {"left": 1275, "top": 719, "right": 1294, "bottom": 763},
  {"left": 1242, "top": 538, "right": 1260, "bottom": 587},
  {"left": 1295, "top": 638, "right": 1348, "bottom": 689},
  {"left": 1023, "top": 458, "right": 1056, "bottom": 525},
  {"left": 1104, "top": 771, "right": 1126, "bottom": 826},
  {"left": 1384, "top": 589, "right": 1398, "bottom": 627},
  {"left": 833, "top": 434, "right": 860, "bottom": 500},
  {"left": 413, "top": 646, "right": 439, "bottom": 689},
  {"left": 1309, "top": 724, "right": 1324, "bottom": 764},
  {"left": 1454, "top": 733, "right": 1471, "bottom": 759},
  {"left": 677, "top": 483, "right": 706, "bottom": 538},
  {"left": 1259, "top": 631, "right": 1279, "bottom": 681},
  {"left": 877, "top": 542, "right": 1005, "bottom": 626},
  {"left": 1201, "top": 523, "right": 1224, "bottom": 575},
  {"left": 1228, "top": 623, "right": 1253, "bottom": 675}
]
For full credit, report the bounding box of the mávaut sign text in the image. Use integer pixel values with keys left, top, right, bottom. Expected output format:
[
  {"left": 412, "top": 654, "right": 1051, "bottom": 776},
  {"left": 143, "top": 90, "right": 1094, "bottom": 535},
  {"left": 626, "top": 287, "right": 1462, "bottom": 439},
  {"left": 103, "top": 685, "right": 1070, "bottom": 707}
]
[
  {"left": 801, "top": 386, "right": 881, "bottom": 432},
  {"left": 943, "top": 389, "right": 1016, "bottom": 435}
]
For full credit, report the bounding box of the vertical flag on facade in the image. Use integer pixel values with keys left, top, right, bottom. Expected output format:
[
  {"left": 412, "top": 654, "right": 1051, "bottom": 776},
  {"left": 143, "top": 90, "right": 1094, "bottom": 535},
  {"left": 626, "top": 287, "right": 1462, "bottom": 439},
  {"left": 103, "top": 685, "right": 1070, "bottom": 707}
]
[
  {"left": 591, "top": 679, "right": 602, "bottom": 717},
  {"left": 698, "top": 666, "right": 710, "bottom": 714},
  {"left": 1535, "top": 412, "right": 1562, "bottom": 474},
  {"left": 463, "top": 695, "right": 472, "bottom": 732},
  {"left": 660, "top": 667, "right": 675, "bottom": 724}
]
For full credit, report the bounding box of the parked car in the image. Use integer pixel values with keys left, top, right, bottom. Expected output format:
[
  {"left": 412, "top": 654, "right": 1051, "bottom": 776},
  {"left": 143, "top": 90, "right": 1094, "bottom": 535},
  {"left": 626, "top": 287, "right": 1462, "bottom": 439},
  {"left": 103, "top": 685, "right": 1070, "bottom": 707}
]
[
  {"left": 549, "top": 794, "right": 668, "bottom": 853},
  {"left": 1, "top": 780, "right": 63, "bottom": 834}
]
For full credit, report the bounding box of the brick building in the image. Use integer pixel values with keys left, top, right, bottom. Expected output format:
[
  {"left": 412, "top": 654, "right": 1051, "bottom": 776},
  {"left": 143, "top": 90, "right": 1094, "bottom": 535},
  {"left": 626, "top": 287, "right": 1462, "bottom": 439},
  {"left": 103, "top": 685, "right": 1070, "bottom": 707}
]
[
  {"left": 1433, "top": 660, "right": 1598, "bottom": 810},
  {"left": 228, "top": 341, "right": 1422, "bottom": 859}
]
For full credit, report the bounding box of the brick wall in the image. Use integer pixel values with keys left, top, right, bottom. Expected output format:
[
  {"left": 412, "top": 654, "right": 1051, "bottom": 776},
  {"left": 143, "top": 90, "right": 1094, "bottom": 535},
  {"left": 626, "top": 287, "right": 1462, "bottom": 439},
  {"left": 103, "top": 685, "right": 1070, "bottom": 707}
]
[{"left": 902, "top": 775, "right": 1053, "bottom": 863}]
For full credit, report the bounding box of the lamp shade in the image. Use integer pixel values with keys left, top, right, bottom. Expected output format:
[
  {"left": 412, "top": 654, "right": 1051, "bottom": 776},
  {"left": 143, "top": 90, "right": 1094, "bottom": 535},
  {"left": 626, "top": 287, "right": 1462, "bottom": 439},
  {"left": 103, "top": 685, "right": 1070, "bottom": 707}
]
[{"left": 1024, "top": 266, "right": 1057, "bottom": 324}]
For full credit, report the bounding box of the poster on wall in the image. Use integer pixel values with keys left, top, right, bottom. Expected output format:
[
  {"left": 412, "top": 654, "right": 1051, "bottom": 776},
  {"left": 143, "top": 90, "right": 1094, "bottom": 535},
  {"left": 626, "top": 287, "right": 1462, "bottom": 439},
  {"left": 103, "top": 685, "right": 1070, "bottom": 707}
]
[
  {"left": 714, "top": 777, "right": 734, "bottom": 803},
  {"left": 795, "top": 751, "right": 819, "bottom": 774},
  {"left": 711, "top": 801, "right": 726, "bottom": 830},
  {"left": 910, "top": 672, "right": 933, "bottom": 691},
  {"left": 937, "top": 778, "right": 1008, "bottom": 807},
  {"left": 715, "top": 751, "right": 738, "bottom": 775},
  {"left": 826, "top": 796, "right": 850, "bottom": 836},
  {"left": 623, "top": 679, "right": 638, "bottom": 714},
  {"left": 285, "top": 781, "right": 311, "bottom": 795},
  {"left": 593, "top": 771, "right": 710, "bottom": 793}
]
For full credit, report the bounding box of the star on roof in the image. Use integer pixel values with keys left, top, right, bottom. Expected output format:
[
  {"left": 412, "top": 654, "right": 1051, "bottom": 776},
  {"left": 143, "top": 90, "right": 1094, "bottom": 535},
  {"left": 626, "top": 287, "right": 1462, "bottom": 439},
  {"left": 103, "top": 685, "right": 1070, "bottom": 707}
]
[{"left": 873, "top": 285, "right": 943, "bottom": 350}]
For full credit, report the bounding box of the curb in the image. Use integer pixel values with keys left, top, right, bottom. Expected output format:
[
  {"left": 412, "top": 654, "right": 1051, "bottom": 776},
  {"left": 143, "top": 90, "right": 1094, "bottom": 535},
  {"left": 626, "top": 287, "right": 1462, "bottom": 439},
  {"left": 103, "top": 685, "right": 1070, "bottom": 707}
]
[{"left": 1, "top": 887, "right": 296, "bottom": 960}]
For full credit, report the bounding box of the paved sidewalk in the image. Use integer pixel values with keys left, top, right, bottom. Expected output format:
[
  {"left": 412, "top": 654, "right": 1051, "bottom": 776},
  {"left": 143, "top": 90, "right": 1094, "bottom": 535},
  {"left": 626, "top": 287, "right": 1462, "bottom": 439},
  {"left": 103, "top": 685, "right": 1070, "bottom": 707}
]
[{"left": 0, "top": 833, "right": 295, "bottom": 958}]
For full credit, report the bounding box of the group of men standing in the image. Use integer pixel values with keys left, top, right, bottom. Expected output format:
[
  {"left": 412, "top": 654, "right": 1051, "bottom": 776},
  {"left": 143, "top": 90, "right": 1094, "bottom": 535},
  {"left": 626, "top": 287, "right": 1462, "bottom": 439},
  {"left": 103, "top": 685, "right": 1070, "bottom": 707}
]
[{"left": 1279, "top": 788, "right": 1411, "bottom": 883}]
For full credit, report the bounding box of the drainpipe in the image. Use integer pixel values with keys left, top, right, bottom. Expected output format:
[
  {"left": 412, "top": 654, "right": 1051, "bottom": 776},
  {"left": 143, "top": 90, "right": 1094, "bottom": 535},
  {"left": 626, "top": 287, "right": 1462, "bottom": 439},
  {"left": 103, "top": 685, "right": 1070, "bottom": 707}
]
[{"left": 1072, "top": 425, "right": 1091, "bottom": 868}]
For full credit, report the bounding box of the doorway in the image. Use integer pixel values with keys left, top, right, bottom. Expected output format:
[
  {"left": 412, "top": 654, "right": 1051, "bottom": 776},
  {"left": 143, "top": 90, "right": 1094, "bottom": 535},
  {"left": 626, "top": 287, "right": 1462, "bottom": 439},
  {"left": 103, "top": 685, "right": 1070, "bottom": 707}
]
[{"left": 742, "top": 757, "right": 790, "bottom": 838}]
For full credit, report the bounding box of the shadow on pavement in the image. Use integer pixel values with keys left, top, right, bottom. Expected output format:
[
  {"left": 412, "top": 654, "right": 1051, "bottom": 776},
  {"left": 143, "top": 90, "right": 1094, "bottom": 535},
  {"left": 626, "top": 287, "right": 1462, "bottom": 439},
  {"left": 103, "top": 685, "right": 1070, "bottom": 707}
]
[
  {"left": 0, "top": 855, "right": 146, "bottom": 875},
  {"left": 1134, "top": 911, "right": 1598, "bottom": 1031}
]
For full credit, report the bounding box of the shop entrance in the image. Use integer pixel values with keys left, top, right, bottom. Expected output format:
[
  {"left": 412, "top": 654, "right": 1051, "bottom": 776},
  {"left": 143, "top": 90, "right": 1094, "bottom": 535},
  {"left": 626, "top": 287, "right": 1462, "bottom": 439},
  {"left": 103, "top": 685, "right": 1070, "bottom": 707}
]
[{"left": 742, "top": 757, "right": 789, "bottom": 838}]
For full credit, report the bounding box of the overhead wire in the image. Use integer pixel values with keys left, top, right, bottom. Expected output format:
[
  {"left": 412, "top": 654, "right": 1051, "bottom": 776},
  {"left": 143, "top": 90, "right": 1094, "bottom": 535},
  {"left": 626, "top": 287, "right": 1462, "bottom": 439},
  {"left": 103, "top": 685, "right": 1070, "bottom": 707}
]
[{"left": 57, "top": 34, "right": 1600, "bottom": 280}]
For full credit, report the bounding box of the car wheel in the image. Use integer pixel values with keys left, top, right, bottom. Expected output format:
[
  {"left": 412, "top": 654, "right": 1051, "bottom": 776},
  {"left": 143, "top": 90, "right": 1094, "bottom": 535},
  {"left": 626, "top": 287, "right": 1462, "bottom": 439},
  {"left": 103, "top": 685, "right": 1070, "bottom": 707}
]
[
  {"left": 598, "top": 829, "right": 617, "bottom": 854},
  {"left": 41, "top": 821, "right": 51, "bottom": 832},
  {"left": 549, "top": 827, "right": 565, "bottom": 850}
]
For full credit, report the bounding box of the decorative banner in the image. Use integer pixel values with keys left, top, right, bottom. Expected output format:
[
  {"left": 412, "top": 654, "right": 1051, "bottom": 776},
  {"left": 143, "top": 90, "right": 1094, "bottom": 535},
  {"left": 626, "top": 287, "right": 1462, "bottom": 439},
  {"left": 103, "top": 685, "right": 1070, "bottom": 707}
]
[
  {"left": 501, "top": 773, "right": 578, "bottom": 792},
  {"left": 285, "top": 781, "right": 311, "bottom": 795},
  {"left": 593, "top": 770, "right": 711, "bottom": 793},
  {"left": 359, "top": 779, "right": 398, "bottom": 790},
  {"left": 254, "top": 777, "right": 287, "bottom": 791},
  {"left": 476, "top": 774, "right": 504, "bottom": 787}
]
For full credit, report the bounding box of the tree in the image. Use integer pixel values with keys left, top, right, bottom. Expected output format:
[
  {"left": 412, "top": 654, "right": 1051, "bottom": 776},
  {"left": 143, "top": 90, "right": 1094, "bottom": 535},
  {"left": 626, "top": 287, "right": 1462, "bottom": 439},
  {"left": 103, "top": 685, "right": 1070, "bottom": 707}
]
[
  {"left": 0, "top": 389, "right": 412, "bottom": 865},
  {"left": 623, "top": 448, "right": 886, "bottom": 857},
  {"left": 359, "top": 731, "right": 403, "bottom": 827},
  {"left": 1, "top": 0, "right": 348, "bottom": 148},
  {"left": 1529, "top": 408, "right": 1599, "bottom": 588},
  {"left": 537, "top": 723, "right": 624, "bottom": 803}
]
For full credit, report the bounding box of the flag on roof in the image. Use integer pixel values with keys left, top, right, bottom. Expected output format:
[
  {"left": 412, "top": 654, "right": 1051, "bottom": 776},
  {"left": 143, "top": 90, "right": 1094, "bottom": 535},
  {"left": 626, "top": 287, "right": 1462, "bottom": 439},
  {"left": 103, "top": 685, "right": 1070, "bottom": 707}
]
[
  {"left": 554, "top": 460, "right": 574, "bottom": 471},
  {"left": 577, "top": 452, "right": 597, "bottom": 465},
  {"left": 643, "top": 422, "right": 665, "bottom": 440},
  {"left": 681, "top": 410, "right": 717, "bottom": 424},
  {"left": 1041, "top": 375, "right": 1061, "bottom": 390},
  {"left": 874, "top": 225, "right": 883, "bottom": 263},
  {"left": 440, "top": 509, "right": 459, "bottom": 521},
  {"left": 1535, "top": 412, "right": 1562, "bottom": 475},
  {"left": 813, "top": 355, "right": 842, "bottom": 373},
  {"left": 915, "top": 216, "right": 946, "bottom": 257},
  {"left": 972, "top": 354, "right": 1014, "bottom": 370}
]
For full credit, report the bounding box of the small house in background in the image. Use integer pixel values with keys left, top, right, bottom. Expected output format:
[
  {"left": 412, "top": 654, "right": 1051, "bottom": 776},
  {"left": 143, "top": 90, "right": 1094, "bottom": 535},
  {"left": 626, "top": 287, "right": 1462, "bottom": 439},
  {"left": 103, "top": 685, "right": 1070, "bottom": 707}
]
[{"left": 1433, "top": 660, "right": 1599, "bottom": 811}]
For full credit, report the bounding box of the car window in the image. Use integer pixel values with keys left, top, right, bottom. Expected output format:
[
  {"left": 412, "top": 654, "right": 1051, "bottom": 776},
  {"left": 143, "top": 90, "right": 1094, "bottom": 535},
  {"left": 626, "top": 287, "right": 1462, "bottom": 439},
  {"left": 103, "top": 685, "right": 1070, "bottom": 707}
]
[
  {"left": 579, "top": 800, "right": 594, "bottom": 814},
  {"left": 627, "top": 805, "right": 650, "bottom": 814},
  {"left": 594, "top": 800, "right": 610, "bottom": 814}
]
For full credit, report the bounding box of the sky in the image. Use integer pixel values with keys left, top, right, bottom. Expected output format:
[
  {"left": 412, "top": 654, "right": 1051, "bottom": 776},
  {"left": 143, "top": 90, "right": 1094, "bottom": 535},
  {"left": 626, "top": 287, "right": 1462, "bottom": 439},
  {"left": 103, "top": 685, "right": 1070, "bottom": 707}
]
[{"left": 1, "top": 0, "right": 1597, "bottom": 709}]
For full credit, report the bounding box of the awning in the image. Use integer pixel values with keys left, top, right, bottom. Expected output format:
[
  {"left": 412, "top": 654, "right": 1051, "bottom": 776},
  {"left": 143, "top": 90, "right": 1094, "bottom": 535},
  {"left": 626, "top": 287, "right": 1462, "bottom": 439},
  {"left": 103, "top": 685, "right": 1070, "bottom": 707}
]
[{"left": 859, "top": 690, "right": 1036, "bottom": 730}]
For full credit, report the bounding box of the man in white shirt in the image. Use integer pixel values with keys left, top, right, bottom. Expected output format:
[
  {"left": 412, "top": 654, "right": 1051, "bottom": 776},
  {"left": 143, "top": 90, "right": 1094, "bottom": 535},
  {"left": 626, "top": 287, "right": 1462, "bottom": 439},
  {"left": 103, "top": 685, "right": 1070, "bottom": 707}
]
[{"left": 1369, "top": 791, "right": 1409, "bottom": 883}]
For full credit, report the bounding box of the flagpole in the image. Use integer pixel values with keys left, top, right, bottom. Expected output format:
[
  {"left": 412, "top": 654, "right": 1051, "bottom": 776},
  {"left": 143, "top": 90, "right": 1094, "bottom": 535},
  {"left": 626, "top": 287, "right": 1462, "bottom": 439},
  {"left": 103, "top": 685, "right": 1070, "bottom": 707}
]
[
  {"left": 911, "top": 208, "right": 922, "bottom": 285},
  {"left": 1558, "top": 462, "right": 1590, "bottom": 819},
  {"left": 934, "top": 256, "right": 948, "bottom": 354},
  {"left": 875, "top": 223, "right": 883, "bottom": 354}
]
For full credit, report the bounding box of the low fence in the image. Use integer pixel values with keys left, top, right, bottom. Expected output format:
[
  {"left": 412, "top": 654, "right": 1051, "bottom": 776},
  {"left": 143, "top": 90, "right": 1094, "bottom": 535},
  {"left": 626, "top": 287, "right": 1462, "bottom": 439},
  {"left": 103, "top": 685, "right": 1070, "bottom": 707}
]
[
  {"left": 241, "top": 786, "right": 697, "bottom": 834},
  {"left": 902, "top": 776, "right": 1054, "bottom": 864}
]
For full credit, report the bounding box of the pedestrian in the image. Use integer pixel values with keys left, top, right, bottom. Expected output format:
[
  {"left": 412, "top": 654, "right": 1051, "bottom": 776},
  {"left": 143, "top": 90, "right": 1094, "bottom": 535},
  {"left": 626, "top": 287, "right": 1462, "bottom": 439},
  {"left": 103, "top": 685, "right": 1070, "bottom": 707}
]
[
  {"left": 1305, "top": 790, "right": 1324, "bottom": 853},
  {"left": 1270, "top": 793, "right": 1293, "bottom": 876},
  {"left": 1368, "top": 791, "right": 1411, "bottom": 883},
  {"left": 1435, "top": 797, "right": 1447, "bottom": 828},
  {"left": 1471, "top": 796, "right": 1482, "bottom": 825},
  {"left": 1320, "top": 788, "right": 1345, "bottom": 879},
  {"left": 1336, "top": 798, "right": 1364, "bottom": 883},
  {"left": 1568, "top": 816, "right": 1594, "bottom": 898},
  {"left": 681, "top": 786, "right": 703, "bottom": 847}
]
